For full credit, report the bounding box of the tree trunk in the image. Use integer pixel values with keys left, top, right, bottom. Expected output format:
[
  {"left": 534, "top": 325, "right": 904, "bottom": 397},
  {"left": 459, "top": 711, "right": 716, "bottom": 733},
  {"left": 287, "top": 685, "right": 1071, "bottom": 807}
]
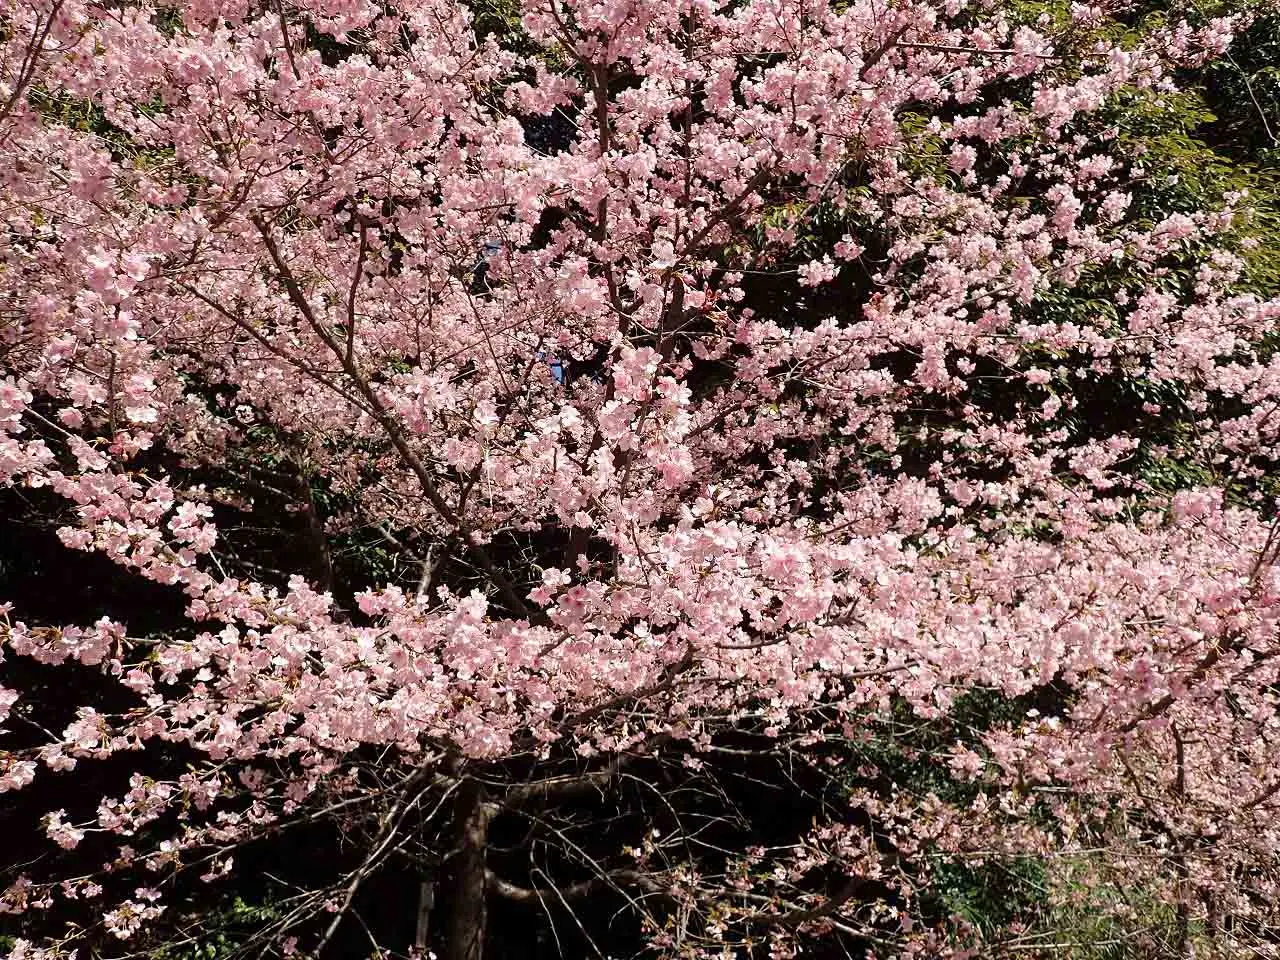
[
  {"left": 414, "top": 879, "right": 434, "bottom": 955},
  {"left": 295, "top": 467, "right": 335, "bottom": 594},
  {"left": 443, "top": 780, "right": 489, "bottom": 960}
]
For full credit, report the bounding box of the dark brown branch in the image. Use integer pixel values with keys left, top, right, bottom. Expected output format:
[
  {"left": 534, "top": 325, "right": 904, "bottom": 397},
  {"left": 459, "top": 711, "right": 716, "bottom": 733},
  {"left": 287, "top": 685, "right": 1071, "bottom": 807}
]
[
  {"left": 251, "top": 216, "right": 533, "bottom": 618},
  {"left": 0, "top": 0, "right": 64, "bottom": 137},
  {"left": 775, "top": 876, "right": 870, "bottom": 927},
  {"left": 560, "top": 641, "right": 696, "bottom": 729},
  {"left": 485, "top": 869, "right": 668, "bottom": 904},
  {"left": 345, "top": 221, "right": 368, "bottom": 368},
  {"left": 501, "top": 763, "right": 624, "bottom": 809}
]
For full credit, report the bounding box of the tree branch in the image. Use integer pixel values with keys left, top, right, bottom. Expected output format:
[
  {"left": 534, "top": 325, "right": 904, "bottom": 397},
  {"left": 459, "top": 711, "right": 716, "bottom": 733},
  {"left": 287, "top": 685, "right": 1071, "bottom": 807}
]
[
  {"left": 485, "top": 869, "right": 668, "bottom": 904},
  {"left": 251, "top": 216, "right": 533, "bottom": 618}
]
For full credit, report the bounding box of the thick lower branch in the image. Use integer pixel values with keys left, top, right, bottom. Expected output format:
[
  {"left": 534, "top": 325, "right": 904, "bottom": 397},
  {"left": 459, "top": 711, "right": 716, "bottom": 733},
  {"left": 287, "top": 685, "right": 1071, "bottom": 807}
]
[
  {"left": 485, "top": 868, "right": 669, "bottom": 904},
  {"left": 501, "top": 759, "right": 626, "bottom": 809}
]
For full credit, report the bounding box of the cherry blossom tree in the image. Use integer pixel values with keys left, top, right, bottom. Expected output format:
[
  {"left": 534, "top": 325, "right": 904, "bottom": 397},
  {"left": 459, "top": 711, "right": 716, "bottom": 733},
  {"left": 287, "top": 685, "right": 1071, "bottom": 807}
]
[{"left": 2, "top": 0, "right": 1280, "bottom": 956}]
